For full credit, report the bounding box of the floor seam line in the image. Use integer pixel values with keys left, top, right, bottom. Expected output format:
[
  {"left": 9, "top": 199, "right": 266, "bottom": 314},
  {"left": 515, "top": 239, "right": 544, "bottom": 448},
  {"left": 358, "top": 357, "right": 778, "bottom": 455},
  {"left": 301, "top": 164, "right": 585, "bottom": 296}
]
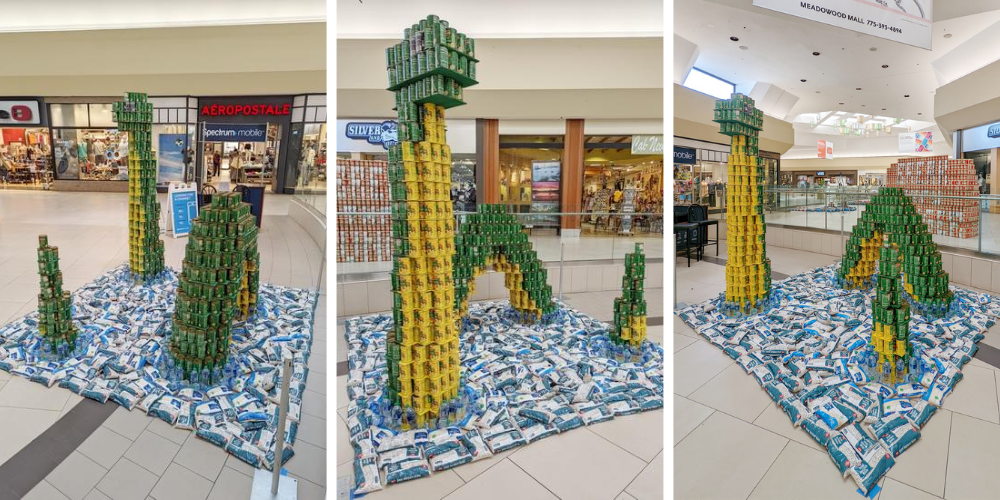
[
  {"left": 745, "top": 440, "right": 789, "bottom": 500},
  {"left": 582, "top": 426, "right": 651, "bottom": 465},
  {"left": 506, "top": 457, "right": 566, "bottom": 500},
  {"left": 943, "top": 411, "right": 953, "bottom": 498},
  {"left": 620, "top": 449, "right": 662, "bottom": 499}
]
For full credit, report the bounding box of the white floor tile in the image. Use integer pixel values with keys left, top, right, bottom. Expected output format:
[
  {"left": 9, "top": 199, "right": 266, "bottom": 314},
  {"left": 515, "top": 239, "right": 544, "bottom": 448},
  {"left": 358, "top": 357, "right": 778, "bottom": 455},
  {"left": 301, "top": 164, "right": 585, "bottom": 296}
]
[
  {"left": 0, "top": 376, "right": 71, "bottom": 411},
  {"left": 945, "top": 412, "right": 1000, "bottom": 499},
  {"left": 688, "top": 364, "right": 772, "bottom": 423},
  {"left": 451, "top": 450, "right": 515, "bottom": 483},
  {"left": 96, "top": 458, "right": 159, "bottom": 500},
  {"left": 942, "top": 364, "right": 1000, "bottom": 424},
  {"left": 443, "top": 459, "right": 554, "bottom": 500},
  {"left": 172, "top": 434, "right": 228, "bottom": 482},
  {"left": 0, "top": 406, "right": 61, "bottom": 464},
  {"left": 673, "top": 412, "right": 788, "bottom": 500},
  {"left": 145, "top": 418, "right": 191, "bottom": 446},
  {"left": 123, "top": 430, "right": 181, "bottom": 476},
  {"left": 101, "top": 407, "right": 152, "bottom": 442},
  {"left": 510, "top": 426, "right": 646, "bottom": 500},
  {"left": 46, "top": 451, "right": 108, "bottom": 500},
  {"left": 674, "top": 395, "right": 714, "bottom": 446},
  {"left": 885, "top": 409, "right": 951, "bottom": 497},
  {"left": 78, "top": 426, "right": 134, "bottom": 470},
  {"left": 587, "top": 409, "right": 663, "bottom": 462},
  {"left": 747, "top": 441, "right": 860, "bottom": 500},
  {"left": 285, "top": 440, "right": 325, "bottom": 487},
  {"left": 361, "top": 468, "right": 464, "bottom": 500},
  {"left": 25, "top": 480, "right": 70, "bottom": 500},
  {"left": 206, "top": 466, "right": 253, "bottom": 500},
  {"left": 149, "top": 463, "right": 213, "bottom": 500},
  {"left": 878, "top": 478, "right": 943, "bottom": 500},
  {"left": 290, "top": 475, "right": 326, "bottom": 500},
  {"left": 751, "top": 403, "right": 825, "bottom": 453},
  {"left": 624, "top": 451, "right": 663, "bottom": 500},
  {"left": 673, "top": 340, "right": 732, "bottom": 397},
  {"left": 673, "top": 334, "right": 696, "bottom": 353}
]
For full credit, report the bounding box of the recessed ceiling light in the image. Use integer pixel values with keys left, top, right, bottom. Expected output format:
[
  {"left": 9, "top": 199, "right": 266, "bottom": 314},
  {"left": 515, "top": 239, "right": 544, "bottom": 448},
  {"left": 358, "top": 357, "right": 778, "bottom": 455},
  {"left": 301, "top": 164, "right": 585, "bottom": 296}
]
[
  {"left": 839, "top": 102, "right": 844, "bottom": 105},
  {"left": 918, "top": 112, "right": 922, "bottom": 115},
  {"left": 870, "top": 47, "right": 878, "bottom": 51},
  {"left": 812, "top": 51, "right": 821, "bottom": 56},
  {"left": 739, "top": 45, "right": 748, "bottom": 50},
  {"left": 730, "top": 36, "right": 739, "bottom": 41},
  {"left": 857, "top": 88, "right": 862, "bottom": 91},
  {"left": 882, "top": 108, "right": 886, "bottom": 111},
  {"left": 944, "top": 33, "right": 953, "bottom": 38},
  {"left": 882, "top": 64, "right": 889, "bottom": 68},
  {"left": 862, "top": 104, "right": 866, "bottom": 107},
  {"left": 904, "top": 95, "right": 910, "bottom": 97},
  {"left": 801, "top": 79, "right": 807, "bottom": 82},
  {"left": 816, "top": 91, "right": 821, "bottom": 93}
]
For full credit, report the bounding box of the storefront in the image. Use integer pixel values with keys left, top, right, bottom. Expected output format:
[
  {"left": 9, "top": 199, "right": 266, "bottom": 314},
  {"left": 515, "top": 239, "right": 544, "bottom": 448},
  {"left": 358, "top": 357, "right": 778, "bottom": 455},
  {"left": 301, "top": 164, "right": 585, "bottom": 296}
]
[
  {"left": 581, "top": 135, "right": 663, "bottom": 234},
  {"left": 49, "top": 98, "right": 129, "bottom": 186},
  {"left": 286, "top": 94, "right": 329, "bottom": 194},
  {"left": 195, "top": 96, "right": 294, "bottom": 193},
  {"left": 0, "top": 98, "right": 50, "bottom": 189},
  {"left": 956, "top": 121, "right": 1000, "bottom": 197},
  {"left": 673, "top": 136, "right": 780, "bottom": 212}
]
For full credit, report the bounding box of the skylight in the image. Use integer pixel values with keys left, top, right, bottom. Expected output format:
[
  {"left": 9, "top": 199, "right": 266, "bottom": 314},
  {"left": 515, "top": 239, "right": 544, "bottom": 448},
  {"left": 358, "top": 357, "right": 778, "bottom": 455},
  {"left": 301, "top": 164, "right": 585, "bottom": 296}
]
[{"left": 683, "top": 68, "right": 734, "bottom": 100}]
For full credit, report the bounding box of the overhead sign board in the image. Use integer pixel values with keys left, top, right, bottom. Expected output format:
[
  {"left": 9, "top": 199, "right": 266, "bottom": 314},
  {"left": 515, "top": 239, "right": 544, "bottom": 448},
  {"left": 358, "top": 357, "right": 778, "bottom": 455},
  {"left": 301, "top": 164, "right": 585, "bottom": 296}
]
[
  {"left": 898, "top": 131, "right": 933, "bottom": 153},
  {"left": 818, "top": 139, "right": 833, "bottom": 159},
  {"left": 0, "top": 100, "right": 40, "bottom": 125},
  {"left": 202, "top": 123, "right": 268, "bottom": 142},
  {"left": 199, "top": 103, "right": 290, "bottom": 117},
  {"left": 631, "top": 134, "right": 664, "bottom": 155},
  {"left": 753, "top": 0, "right": 933, "bottom": 50}
]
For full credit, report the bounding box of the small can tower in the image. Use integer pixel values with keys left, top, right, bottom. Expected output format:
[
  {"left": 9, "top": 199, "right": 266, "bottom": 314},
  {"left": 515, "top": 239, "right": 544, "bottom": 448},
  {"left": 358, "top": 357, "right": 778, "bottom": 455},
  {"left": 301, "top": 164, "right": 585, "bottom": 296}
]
[
  {"left": 36, "top": 235, "right": 77, "bottom": 354},
  {"left": 612, "top": 243, "right": 647, "bottom": 348}
]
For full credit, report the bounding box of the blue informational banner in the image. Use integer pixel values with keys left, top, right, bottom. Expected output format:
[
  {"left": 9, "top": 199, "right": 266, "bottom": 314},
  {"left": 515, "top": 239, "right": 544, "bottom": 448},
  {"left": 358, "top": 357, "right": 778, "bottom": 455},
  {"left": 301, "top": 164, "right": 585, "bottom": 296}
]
[
  {"left": 170, "top": 189, "right": 198, "bottom": 237},
  {"left": 158, "top": 134, "right": 187, "bottom": 184},
  {"left": 202, "top": 123, "right": 268, "bottom": 142}
]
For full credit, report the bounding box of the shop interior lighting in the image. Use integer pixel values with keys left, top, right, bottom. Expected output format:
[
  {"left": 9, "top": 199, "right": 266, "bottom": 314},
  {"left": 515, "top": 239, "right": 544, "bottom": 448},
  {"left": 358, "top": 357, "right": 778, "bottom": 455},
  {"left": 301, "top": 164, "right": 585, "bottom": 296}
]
[{"left": 683, "top": 68, "right": 735, "bottom": 100}]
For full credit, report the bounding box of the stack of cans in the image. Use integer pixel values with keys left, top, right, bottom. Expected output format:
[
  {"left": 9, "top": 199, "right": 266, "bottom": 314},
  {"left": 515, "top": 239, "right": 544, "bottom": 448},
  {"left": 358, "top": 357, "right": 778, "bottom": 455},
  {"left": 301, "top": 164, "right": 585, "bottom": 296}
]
[
  {"left": 170, "top": 192, "right": 260, "bottom": 384},
  {"left": 36, "top": 235, "right": 76, "bottom": 352},
  {"left": 611, "top": 243, "right": 647, "bottom": 348},
  {"left": 714, "top": 94, "right": 772, "bottom": 317},
  {"left": 888, "top": 156, "right": 979, "bottom": 239},
  {"left": 452, "top": 204, "right": 556, "bottom": 323},
  {"left": 383, "top": 17, "right": 482, "bottom": 429},
  {"left": 336, "top": 159, "right": 391, "bottom": 262},
  {"left": 113, "top": 92, "right": 164, "bottom": 281},
  {"left": 837, "top": 187, "right": 953, "bottom": 317},
  {"left": 870, "top": 237, "right": 913, "bottom": 385},
  {"left": 386, "top": 14, "right": 479, "bottom": 143}
]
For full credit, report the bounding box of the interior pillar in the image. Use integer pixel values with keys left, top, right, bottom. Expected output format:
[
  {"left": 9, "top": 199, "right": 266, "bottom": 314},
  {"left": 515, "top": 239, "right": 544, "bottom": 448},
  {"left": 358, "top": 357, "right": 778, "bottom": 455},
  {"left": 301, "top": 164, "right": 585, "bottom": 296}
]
[
  {"left": 991, "top": 148, "right": 999, "bottom": 213},
  {"left": 476, "top": 118, "right": 500, "bottom": 204},
  {"left": 561, "top": 119, "right": 585, "bottom": 234}
]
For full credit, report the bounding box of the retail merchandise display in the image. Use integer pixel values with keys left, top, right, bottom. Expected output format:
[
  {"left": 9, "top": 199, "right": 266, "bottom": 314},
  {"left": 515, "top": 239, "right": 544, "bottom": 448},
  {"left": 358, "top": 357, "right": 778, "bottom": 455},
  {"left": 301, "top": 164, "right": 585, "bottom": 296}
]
[
  {"left": 837, "top": 188, "right": 953, "bottom": 318},
  {"left": 346, "top": 301, "right": 664, "bottom": 493},
  {"left": 887, "top": 156, "right": 979, "bottom": 239},
  {"left": 713, "top": 93, "right": 773, "bottom": 316},
  {"left": 336, "top": 159, "right": 391, "bottom": 263},
  {"left": 114, "top": 92, "right": 164, "bottom": 281},
  {"left": 677, "top": 263, "right": 998, "bottom": 496},
  {"left": 35, "top": 235, "right": 77, "bottom": 353},
  {"left": 612, "top": 244, "right": 647, "bottom": 348},
  {"left": 168, "top": 192, "right": 260, "bottom": 385}
]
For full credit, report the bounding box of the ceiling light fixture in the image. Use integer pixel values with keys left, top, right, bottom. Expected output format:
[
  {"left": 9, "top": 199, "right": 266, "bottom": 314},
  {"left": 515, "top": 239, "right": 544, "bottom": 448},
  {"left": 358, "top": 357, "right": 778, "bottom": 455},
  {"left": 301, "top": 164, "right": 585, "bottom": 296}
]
[
  {"left": 739, "top": 45, "right": 748, "bottom": 50},
  {"left": 870, "top": 47, "right": 878, "bottom": 51},
  {"left": 812, "top": 51, "right": 820, "bottom": 56},
  {"left": 856, "top": 87, "right": 862, "bottom": 90},
  {"left": 801, "top": 79, "right": 807, "bottom": 82},
  {"left": 904, "top": 95, "right": 910, "bottom": 97},
  {"left": 839, "top": 102, "right": 845, "bottom": 105},
  {"left": 944, "top": 33, "right": 952, "bottom": 38},
  {"left": 918, "top": 112, "right": 922, "bottom": 115},
  {"left": 882, "top": 64, "right": 889, "bottom": 68},
  {"left": 730, "top": 36, "right": 739, "bottom": 41}
]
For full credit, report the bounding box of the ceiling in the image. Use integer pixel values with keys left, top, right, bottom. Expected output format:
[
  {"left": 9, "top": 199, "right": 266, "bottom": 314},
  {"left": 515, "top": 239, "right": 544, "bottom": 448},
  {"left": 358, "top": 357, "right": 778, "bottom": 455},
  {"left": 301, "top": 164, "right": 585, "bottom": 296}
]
[
  {"left": 337, "top": 0, "right": 663, "bottom": 39},
  {"left": 674, "top": 0, "right": 1000, "bottom": 122},
  {"left": 0, "top": 0, "right": 324, "bottom": 32}
]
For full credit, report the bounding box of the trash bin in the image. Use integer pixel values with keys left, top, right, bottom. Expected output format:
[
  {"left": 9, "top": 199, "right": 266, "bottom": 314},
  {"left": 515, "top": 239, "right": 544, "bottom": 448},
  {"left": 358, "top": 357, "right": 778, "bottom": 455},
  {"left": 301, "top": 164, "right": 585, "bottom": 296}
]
[{"left": 234, "top": 185, "right": 265, "bottom": 228}]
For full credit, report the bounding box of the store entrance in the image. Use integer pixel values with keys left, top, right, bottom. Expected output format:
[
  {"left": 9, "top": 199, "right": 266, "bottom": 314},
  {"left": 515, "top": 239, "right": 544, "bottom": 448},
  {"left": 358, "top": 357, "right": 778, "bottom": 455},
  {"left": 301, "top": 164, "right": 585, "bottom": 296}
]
[{"left": 201, "top": 124, "right": 279, "bottom": 193}]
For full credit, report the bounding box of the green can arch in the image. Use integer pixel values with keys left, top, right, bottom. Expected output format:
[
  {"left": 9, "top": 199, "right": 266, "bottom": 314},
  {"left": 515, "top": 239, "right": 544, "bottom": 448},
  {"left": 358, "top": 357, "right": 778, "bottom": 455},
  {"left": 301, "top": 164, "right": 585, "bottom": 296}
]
[{"left": 837, "top": 187, "right": 953, "bottom": 317}]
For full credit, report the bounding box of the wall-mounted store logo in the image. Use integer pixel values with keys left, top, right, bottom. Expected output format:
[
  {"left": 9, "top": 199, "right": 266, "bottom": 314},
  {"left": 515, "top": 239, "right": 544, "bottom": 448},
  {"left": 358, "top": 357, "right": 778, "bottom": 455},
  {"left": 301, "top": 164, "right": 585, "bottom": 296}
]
[
  {"left": 987, "top": 124, "right": 1000, "bottom": 139},
  {"left": 674, "top": 146, "right": 696, "bottom": 164},
  {"left": 0, "top": 101, "right": 40, "bottom": 125},
  {"left": 631, "top": 135, "right": 664, "bottom": 155},
  {"left": 345, "top": 121, "right": 398, "bottom": 149},
  {"left": 202, "top": 123, "right": 269, "bottom": 142},
  {"left": 200, "top": 103, "right": 291, "bottom": 117}
]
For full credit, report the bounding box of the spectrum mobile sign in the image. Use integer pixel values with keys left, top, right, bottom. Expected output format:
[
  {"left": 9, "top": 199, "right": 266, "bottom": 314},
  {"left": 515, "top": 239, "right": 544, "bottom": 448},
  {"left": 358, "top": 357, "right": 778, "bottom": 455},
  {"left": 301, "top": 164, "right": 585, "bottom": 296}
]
[{"left": 202, "top": 123, "right": 268, "bottom": 142}]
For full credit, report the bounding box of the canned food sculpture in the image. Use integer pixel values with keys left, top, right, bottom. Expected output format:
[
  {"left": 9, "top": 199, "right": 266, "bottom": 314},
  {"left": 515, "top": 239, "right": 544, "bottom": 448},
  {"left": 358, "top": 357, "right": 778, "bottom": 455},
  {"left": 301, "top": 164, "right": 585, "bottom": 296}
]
[
  {"left": 837, "top": 187, "right": 953, "bottom": 317},
  {"left": 36, "top": 235, "right": 77, "bottom": 353},
  {"left": 113, "top": 92, "right": 165, "bottom": 281},
  {"left": 612, "top": 243, "right": 647, "bottom": 347},
  {"left": 865, "top": 236, "right": 913, "bottom": 385},
  {"left": 713, "top": 93, "right": 773, "bottom": 316},
  {"left": 169, "top": 192, "right": 260, "bottom": 384},
  {"left": 385, "top": 16, "right": 522, "bottom": 428},
  {"left": 888, "top": 156, "right": 979, "bottom": 239}
]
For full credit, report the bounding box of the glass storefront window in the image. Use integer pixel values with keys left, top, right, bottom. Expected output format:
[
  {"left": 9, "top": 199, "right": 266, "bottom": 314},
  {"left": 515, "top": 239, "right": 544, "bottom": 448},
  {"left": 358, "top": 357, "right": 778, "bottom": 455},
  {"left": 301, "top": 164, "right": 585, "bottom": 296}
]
[
  {"left": 583, "top": 135, "right": 664, "bottom": 232},
  {"left": 0, "top": 128, "right": 52, "bottom": 187},
  {"left": 53, "top": 129, "right": 129, "bottom": 181},
  {"left": 499, "top": 135, "right": 563, "bottom": 227},
  {"left": 451, "top": 154, "right": 476, "bottom": 212},
  {"left": 49, "top": 104, "right": 89, "bottom": 128},
  {"left": 296, "top": 122, "right": 327, "bottom": 193}
]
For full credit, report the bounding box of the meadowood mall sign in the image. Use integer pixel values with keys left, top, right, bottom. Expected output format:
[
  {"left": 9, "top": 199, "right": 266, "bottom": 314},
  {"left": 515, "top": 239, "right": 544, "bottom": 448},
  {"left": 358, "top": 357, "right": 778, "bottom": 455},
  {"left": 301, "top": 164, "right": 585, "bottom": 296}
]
[{"left": 753, "top": 0, "right": 933, "bottom": 50}]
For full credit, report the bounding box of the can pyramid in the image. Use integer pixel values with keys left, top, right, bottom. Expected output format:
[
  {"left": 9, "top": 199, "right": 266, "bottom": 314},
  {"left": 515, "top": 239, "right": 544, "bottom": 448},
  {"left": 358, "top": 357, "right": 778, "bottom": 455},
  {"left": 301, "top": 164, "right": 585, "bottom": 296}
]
[
  {"left": 113, "top": 92, "right": 164, "bottom": 280},
  {"left": 713, "top": 93, "right": 772, "bottom": 316},
  {"left": 612, "top": 243, "right": 647, "bottom": 347},
  {"left": 838, "top": 187, "right": 953, "bottom": 317},
  {"left": 36, "top": 235, "right": 77, "bottom": 350},
  {"left": 871, "top": 236, "right": 912, "bottom": 385},
  {"left": 170, "top": 192, "right": 260, "bottom": 384}
]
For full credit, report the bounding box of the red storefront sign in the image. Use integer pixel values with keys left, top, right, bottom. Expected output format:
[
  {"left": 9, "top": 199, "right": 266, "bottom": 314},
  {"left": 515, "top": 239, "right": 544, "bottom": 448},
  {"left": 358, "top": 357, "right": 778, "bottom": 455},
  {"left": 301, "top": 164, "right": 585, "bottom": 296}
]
[{"left": 200, "top": 103, "right": 291, "bottom": 117}]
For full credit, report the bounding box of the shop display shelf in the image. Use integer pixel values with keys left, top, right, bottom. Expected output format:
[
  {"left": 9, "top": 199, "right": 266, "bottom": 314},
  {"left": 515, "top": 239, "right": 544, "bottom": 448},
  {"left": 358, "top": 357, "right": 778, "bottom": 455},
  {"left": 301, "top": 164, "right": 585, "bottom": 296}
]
[{"left": 386, "top": 66, "right": 479, "bottom": 92}]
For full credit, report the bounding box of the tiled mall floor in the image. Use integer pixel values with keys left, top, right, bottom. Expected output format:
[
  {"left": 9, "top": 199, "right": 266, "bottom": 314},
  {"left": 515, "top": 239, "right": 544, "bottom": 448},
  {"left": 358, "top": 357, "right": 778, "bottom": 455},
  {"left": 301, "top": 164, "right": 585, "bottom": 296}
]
[
  {"left": 335, "top": 287, "right": 665, "bottom": 500},
  {"left": 0, "top": 190, "right": 327, "bottom": 500},
  {"left": 674, "top": 246, "right": 1000, "bottom": 500}
]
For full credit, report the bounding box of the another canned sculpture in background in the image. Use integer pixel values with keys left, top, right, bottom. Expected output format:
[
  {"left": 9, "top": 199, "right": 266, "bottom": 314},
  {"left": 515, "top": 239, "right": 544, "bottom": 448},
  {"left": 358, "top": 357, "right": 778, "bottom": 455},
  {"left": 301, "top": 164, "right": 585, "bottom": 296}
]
[
  {"left": 113, "top": 92, "right": 165, "bottom": 281},
  {"left": 612, "top": 243, "right": 647, "bottom": 348},
  {"left": 36, "top": 235, "right": 77, "bottom": 355}
]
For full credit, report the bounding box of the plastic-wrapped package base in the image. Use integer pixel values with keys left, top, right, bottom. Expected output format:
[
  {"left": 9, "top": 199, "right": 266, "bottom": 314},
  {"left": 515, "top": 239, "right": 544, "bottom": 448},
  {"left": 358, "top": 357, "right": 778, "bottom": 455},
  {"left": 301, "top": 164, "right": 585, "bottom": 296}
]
[
  {"left": 345, "top": 300, "right": 664, "bottom": 493},
  {"left": 677, "top": 263, "right": 1000, "bottom": 495},
  {"left": 0, "top": 265, "right": 318, "bottom": 470}
]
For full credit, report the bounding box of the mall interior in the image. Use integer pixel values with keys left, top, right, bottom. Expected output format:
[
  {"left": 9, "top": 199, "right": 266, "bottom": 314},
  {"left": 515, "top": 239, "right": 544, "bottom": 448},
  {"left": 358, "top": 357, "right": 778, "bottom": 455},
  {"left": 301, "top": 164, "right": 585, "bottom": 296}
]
[
  {"left": 675, "top": 1, "right": 1000, "bottom": 499},
  {"left": 0, "top": 3, "right": 327, "bottom": 500},
  {"left": 335, "top": 1, "right": 664, "bottom": 499}
]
